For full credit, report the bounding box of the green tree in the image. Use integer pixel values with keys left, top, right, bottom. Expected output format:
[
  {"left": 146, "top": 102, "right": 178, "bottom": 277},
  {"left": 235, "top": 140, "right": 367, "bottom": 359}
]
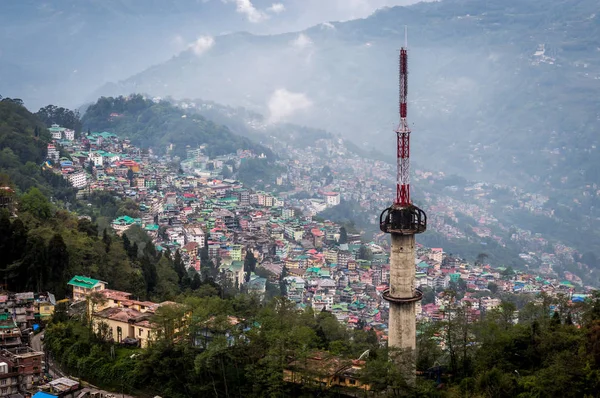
[
  {"left": 154, "top": 255, "right": 179, "bottom": 300},
  {"left": 19, "top": 187, "right": 53, "bottom": 220},
  {"left": 358, "top": 244, "right": 373, "bottom": 261},
  {"left": 243, "top": 250, "right": 257, "bottom": 282},
  {"left": 77, "top": 218, "right": 98, "bottom": 238},
  {"left": 35, "top": 105, "right": 82, "bottom": 133},
  {"left": 46, "top": 233, "right": 69, "bottom": 297},
  {"left": 339, "top": 226, "right": 348, "bottom": 244}
]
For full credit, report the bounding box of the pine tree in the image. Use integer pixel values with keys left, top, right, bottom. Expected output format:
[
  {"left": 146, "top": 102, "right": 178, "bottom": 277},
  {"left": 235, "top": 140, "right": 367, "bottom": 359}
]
[
  {"left": 191, "top": 272, "right": 202, "bottom": 290},
  {"left": 173, "top": 250, "right": 187, "bottom": 284},
  {"left": 46, "top": 233, "right": 69, "bottom": 297},
  {"left": 141, "top": 255, "right": 158, "bottom": 296},
  {"left": 102, "top": 228, "right": 112, "bottom": 253},
  {"left": 339, "top": 226, "right": 348, "bottom": 244},
  {"left": 129, "top": 242, "right": 139, "bottom": 259},
  {"left": 122, "top": 233, "right": 131, "bottom": 254},
  {"left": 244, "top": 250, "right": 257, "bottom": 282}
]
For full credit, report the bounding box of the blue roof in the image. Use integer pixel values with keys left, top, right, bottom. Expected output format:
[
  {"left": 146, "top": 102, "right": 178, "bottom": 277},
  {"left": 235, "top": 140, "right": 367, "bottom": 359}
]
[{"left": 33, "top": 393, "right": 58, "bottom": 398}]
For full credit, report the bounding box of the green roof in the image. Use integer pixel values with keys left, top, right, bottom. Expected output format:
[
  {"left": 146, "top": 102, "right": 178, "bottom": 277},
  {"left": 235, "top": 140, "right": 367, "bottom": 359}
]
[{"left": 67, "top": 275, "right": 101, "bottom": 289}]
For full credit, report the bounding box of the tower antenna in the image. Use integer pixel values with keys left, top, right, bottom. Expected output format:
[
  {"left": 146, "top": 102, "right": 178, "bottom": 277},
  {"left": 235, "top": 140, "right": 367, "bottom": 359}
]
[{"left": 378, "top": 28, "right": 427, "bottom": 387}]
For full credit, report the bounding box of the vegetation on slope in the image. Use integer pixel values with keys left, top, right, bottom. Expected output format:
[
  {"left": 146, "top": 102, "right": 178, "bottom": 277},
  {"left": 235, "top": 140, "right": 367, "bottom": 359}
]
[
  {"left": 45, "top": 288, "right": 600, "bottom": 397},
  {"left": 81, "top": 95, "right": 273, "bottom": 158},
  {"left": 0, "top": 98, "right": 76, "bottom": 201}
]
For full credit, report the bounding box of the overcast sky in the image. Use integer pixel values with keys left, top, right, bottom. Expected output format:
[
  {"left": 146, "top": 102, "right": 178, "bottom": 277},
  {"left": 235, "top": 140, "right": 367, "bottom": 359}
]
[{"left": 214, "top": 0, "right": 430, "bottom": 34}]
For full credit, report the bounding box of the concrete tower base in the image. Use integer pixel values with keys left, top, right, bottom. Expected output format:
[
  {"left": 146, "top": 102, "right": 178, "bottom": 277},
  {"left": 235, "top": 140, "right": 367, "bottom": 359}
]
[{"left": 385, "top": 233, "right": 420, "bottom": 385}]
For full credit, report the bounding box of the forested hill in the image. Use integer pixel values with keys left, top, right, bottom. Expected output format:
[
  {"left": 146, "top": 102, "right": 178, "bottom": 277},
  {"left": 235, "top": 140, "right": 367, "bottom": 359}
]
[
  {"left": 82, "top": 95, "right": 273, "bottom": 158},
  {"left": 0, "top": 97, "right": 75, "bottom": 200}
]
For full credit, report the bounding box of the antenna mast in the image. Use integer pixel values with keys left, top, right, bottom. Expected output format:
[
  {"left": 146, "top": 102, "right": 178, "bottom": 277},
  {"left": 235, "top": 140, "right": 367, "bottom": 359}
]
[{"left": 396, "top": 27, "right": 410, "bottom": 206}]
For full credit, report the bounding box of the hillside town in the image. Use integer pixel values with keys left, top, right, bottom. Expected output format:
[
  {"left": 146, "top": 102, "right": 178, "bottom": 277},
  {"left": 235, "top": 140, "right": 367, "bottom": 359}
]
[
  {"left": 0, "top": 119, "right": 595, "bottom": 397},
  {"left": 38, "top": 125, "right": 593, "bottom": 336}
]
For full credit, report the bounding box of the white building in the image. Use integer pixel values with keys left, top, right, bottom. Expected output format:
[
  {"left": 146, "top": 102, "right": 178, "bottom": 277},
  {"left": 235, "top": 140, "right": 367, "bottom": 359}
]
[
  {"left": 67, "top": 172, "right": 87, "bottom": 188},
  {"left": 89, "top": 152, "right": 104, "bottom": 166},
  {"left": 185, "top": 227, "right": 205, "bottom": 247},
  {"left": 264, "top": 195, "right": 274, "bottom": 207},
  {"left": 64, "top": 129, "right": 75, "bottom": 140},
  {"left": 324, "top": 192, "right": 341, "bottom": 207},
  {"left": 49, "top": 124, "right": 64, "bottom": 140},
  {"left": 47, "top": 144, "right": 60, "bottom": 162}
]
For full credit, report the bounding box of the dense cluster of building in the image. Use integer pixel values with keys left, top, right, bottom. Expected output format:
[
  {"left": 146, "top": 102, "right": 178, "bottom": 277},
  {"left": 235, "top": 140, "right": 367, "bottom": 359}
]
[
  {"left": 0, "top": 291, "right": 57, "bottom": 397},
  {"left": 39, "top": 125, "right": 592, "bottom": 339}
]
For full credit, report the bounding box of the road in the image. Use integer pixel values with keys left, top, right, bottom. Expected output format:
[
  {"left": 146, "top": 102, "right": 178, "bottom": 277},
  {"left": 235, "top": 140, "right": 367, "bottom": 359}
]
[{"left": 30, "top": 332, "right": 139, "bottom": 398}]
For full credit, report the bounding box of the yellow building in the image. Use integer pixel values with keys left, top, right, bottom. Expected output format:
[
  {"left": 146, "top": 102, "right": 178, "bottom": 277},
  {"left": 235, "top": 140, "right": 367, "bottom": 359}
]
[
  {"left": 93, "top": 307, "right": 155, "bottom": 348},
  {"left": 37, "top": 302, "right": 55, "bottom": 319},
  {"left": 230, "top": 245, "right": 243, "bottom": 262},
  {"left": 284, "top": 352, "right": 370, "bottom": 392},
  {"left": 90, "top": 288, "right": 186, "bottom": 348},
  {"left": 67, "top": 276, "right": 107, "bottom": 301}
]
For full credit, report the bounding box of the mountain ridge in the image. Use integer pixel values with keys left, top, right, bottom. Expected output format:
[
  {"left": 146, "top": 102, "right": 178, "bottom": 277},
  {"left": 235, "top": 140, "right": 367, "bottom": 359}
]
[{"left": 94, "top": 0, "right": 600, "bottom": 194}]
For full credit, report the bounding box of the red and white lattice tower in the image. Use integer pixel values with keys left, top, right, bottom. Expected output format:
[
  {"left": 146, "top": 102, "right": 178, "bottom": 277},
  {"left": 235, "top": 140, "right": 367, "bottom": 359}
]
[{"left": 396, "top": 44, "right": 410, "bottom": 207}]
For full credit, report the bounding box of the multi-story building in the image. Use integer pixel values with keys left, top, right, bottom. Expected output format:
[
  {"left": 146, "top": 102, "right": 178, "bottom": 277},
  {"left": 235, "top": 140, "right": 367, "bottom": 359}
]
[
  {"left": 0, "top": 315, "right": 21, "bottom": 350},
  {"left": 88, "top": 151, "right": 104, "bottom": 166},
  {"left": 64, "top": 129, "right": 75, "bottom": 141},
  {"left": 67, "top": 171, "right": 87, "bottom": 188},
  {"left": 0, "top": 359, "right": 19, "bottom": 397},
  {"left": 67, "top": 275, "right": 107, "bottom": 302},
  {"left": 324, "top": 192, "right": 341, "bottom": 207},
  {"left": 0, "top": 348, "right": 44, "bottom": 393},
  {"left": 48, "top": 124, "right": 65, "bottom": 140},
  {"left": 238, "top": 190, "right": 250, "bottom": 206},
  {"left": 230, "top": 245, "right": 243, "bottom": 262},
  {"left": 281, "top": 208, "right": 295, "bottom": 220},
  {"left": 337, "top": 251, "right": 352, "bottom": 268},
  {"left": 185, "top": 227, "right": 205, "bottom": 247},
  {"left": 284, "top": 224, "right": 304, "bottom": 242},
  {"left": 47, "top": 144, "right": 60, "bottom": 162},
  {"left": 93, "top": 306, "right": 156, "bottom": 348}
]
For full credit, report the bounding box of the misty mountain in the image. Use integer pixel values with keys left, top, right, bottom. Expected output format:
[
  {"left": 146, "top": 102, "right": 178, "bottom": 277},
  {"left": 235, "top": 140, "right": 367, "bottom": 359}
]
[
  {"left": 0, "top": 0, "right": 271, "bottom": 109},
  {"left": 0, "top": 0, "right": 423, "bottom": 110},
  {"left": 95, "top": 0, "right": 600, "bottom": 196}
]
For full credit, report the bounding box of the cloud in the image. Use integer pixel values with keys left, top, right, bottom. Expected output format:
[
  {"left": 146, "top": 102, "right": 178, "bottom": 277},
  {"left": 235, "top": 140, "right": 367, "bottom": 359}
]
[
  {"left": 267, "top": 89, "right": 313, "bottom": 123},
  {"left": 320, "top": 22, "right": 336, "bottom": 30},
  {"left": 267, "top": 3, "right": 285, "bottom": 14},
  {"left": 290, "top": 33, "right": 313, "bottom": 49},
  {"left": 189, "top": 36, "right": 215, "bottom": 56},
  {"left": 172, "top": 35, "right": 188, "bottom": 52},
  {"left": 234, "top": 0, "right": 268, "bottom": 23}
]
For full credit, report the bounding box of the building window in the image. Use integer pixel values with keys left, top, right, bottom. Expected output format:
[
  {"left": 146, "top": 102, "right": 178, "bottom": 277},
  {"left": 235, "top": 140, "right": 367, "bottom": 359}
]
[
  {"left": 1, "top": 388, "right": 6, "bottom": 394},
  {"left": 117, "top": 326, "right": 122, "bottom": 342},
  {"left": 1, "top": 379, "right": 6, "bottom": 385},
  {"left": 139, "top": 328, "right": 143, "bottom": 337},
  {"left": 349, "top": 379, "right": 356, "bottom": 385}
]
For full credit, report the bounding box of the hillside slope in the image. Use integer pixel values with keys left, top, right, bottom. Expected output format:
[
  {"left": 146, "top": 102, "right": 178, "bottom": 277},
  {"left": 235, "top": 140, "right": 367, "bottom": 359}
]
[
  {"left": 82, "top": 95, "right": 273, "bottom": 158},
  {"left": 0, "top": 98, "right": 75, "bottom": 200}
]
